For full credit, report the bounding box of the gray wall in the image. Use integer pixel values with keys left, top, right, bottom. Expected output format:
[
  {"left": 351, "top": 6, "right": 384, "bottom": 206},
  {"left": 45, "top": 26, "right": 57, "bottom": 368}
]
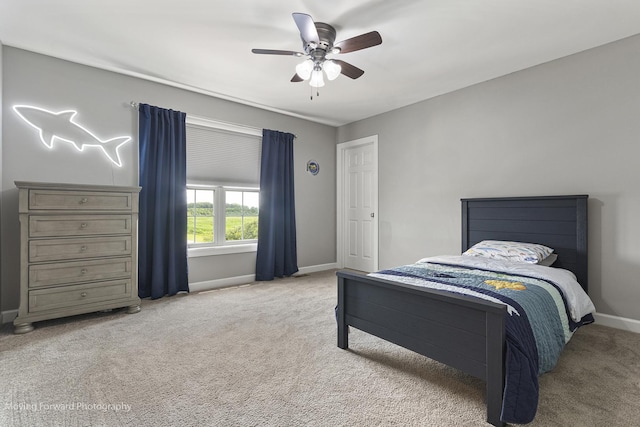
[
  {"left": 338, "top": 35, "right": 640, "bottom": 322},
  {"left": 1, "top": 47, "right": 337, "bottom": 313}
]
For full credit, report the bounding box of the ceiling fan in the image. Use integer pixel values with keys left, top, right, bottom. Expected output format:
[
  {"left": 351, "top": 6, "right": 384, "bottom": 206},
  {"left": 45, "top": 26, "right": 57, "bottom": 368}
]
[{"left": 252, "top": 13, "right": 382, "bottom": 94}]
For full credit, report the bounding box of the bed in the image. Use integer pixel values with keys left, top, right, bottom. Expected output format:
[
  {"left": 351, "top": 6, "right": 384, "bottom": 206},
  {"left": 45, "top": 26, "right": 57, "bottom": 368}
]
[{"left": 335, "top": 195, "right": 594, "bottom": 426}]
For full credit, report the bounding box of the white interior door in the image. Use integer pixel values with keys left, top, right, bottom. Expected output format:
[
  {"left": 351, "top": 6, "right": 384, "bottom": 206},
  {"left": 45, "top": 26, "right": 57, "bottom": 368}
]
[{"left": 337, "top": 136, "right": 378, "bottom": 272}]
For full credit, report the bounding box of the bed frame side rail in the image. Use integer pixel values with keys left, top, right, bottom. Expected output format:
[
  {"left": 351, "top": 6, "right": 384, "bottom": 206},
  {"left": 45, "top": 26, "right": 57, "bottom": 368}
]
[{"left": 337, "top": 270, "right": 506, "bottom": 427}]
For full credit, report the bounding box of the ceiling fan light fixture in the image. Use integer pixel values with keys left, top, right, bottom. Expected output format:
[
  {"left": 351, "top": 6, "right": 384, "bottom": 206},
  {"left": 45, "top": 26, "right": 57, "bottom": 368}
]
[
  {"left": 309, "top": 68, "right": 325, "bottom": 87},
  {"left": 323, "top": 59, "right": 341, "bottom": 80},
  {"left": 295, "top": 59, "right": 314, "bottom": 80},
  {"left": 252, "top": 12, "right": 382, "bottom": 97}
]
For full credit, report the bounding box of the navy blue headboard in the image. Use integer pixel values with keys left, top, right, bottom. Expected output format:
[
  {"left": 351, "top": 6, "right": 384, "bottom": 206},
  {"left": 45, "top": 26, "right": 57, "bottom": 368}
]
[{"left": 461, "top": 195, "right": 588, "bottom": 292}]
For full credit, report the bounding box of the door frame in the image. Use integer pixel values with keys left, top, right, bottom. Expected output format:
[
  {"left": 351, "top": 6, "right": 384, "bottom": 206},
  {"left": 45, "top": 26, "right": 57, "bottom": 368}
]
[{"left": 336, "top": 135, "right": 379, "bottom": 271}]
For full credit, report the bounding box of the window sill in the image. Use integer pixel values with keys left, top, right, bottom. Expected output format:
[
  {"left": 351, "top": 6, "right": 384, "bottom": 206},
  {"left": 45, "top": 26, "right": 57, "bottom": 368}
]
[{"left": 188, "top": 243, "right": 257, "bottom": 258}]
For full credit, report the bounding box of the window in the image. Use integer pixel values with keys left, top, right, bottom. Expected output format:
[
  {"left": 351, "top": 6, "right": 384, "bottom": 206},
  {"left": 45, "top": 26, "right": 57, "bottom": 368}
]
[
  {"left": 185, "top": 115, "right": 262, "bottom": 255},
  {"left": 187, "top": 187, "right": 259, "bottom": 246},
  {"left": 225, "top": 190, "right": 259, "bottom": 241},
  {"left": 186, "top": 187, "right": 215, "bottom": 244}
]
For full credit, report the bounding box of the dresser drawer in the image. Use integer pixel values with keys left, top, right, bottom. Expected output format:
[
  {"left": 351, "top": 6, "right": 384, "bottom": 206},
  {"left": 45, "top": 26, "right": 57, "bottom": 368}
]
[
  {"left": 28, "top": 279, "right": 132, "bottom": 313},
  {"left": 29, "top": 236, "right": 132, "bottom": 262},
  {"left": 29, "top": 257, "right": 132, "bottom": 288},
  {"left": 29, "top": 189, "right": 134, "bottom": 211},
  {"left": 29, "top": 215, "right": 132, "bottom": 238}
]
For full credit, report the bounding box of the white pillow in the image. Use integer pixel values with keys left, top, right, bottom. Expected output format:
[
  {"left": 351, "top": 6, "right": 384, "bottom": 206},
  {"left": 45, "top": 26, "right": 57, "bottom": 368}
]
[
  {"left": 463, "top": 240, "right": 554, "bottom": 264},
  {"left": 537, "top": 253, "right": 558, "bottom": 267}
]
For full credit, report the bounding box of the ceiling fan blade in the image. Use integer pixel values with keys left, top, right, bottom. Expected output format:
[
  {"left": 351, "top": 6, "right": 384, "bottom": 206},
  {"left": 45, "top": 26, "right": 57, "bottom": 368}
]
[
  {"left": 292, "top": 13, "right": 319, "bottom": 44},
  {"left": 251, "top": 49, "right": 303, "bottom": 56},
  {"left": 334, "top": 31, "right": 382, "bottom": 54},
  {"left": 291, "top": 74, "right": 304, "bottom": 83},
  {"left": 333, "top": 60, "right": 365, "bottom": 79}
]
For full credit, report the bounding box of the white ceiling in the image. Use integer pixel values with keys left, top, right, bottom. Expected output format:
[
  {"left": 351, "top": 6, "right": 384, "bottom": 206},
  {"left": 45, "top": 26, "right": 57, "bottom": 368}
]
[{"left": 1, "top": 1, "right": 640, "bottom": 126}]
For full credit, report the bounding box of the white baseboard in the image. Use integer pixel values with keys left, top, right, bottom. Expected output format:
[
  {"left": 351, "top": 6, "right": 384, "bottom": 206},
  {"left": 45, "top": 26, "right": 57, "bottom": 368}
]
[
  {"left": 1, "top": 309, "right": 18, "bottom": 324},
  {"left": 189, "top": 274, "right": 256, "bottom": 293},
  {"left": 298, "top": 263, "right": 338, "bottom": 274},
  {"left": 189, "top": 263, "right": 338, "bottom": 293},
  {"left": 593, "top": 312, "right": 640, "bottom": 334}
]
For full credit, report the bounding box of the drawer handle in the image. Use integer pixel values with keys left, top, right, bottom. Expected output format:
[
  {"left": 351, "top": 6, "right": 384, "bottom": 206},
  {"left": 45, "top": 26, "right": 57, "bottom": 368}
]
[
  {"left": 80, "top": 197, "right": 89, "bottom": 204},
  {"left": 80, "top": 245, "right": 88, "bottom": 252},
  {"left": 80, "top": 292, "right": 87, "bottom": 297},
  {"left": 80, "top": 223, "right": 88, "bottom": 229},
  {"left": 81, "top": 268, "right": 88, "bottom": 275}
]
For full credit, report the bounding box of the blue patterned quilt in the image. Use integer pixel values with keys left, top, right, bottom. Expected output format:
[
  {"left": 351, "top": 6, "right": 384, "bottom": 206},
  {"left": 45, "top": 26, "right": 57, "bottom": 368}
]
[{"left": 369, "top": 260, "right": 594, "bottom": 424}]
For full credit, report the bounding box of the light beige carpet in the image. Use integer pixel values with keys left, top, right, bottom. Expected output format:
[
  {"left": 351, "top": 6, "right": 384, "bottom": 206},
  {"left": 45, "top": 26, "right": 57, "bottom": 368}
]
[{"left": 1, "top": 269, "right": 639, "bottom": 426}]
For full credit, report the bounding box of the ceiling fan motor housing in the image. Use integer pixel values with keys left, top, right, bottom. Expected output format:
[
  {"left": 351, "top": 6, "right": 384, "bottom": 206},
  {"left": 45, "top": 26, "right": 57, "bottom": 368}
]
[{"left": 303, "top": 22, "right": 337, "bottom": 60}]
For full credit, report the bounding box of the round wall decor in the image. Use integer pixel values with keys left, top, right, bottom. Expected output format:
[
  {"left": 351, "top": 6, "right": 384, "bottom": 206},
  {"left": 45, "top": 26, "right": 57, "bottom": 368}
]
[{"left": 306, "top": 160, "right": 319, "bottom": 176}]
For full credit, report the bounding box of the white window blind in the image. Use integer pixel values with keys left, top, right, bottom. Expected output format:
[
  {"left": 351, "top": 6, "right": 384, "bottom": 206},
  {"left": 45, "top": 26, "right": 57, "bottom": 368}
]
[{"left": 186, "top": 121, "right": 261, "bottom": 187}]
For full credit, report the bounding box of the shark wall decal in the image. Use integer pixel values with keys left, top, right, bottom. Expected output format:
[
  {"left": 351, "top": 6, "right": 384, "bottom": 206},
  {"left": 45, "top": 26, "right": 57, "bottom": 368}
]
[{"left": 13, "top": 105, "right": 131, "bottom": 167}]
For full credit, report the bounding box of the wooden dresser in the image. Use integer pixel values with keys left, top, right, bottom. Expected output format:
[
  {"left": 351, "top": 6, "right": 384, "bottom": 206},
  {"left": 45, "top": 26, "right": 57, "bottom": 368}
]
[{"left": 13, "top": 181, "right": 142, "bottom": 334}]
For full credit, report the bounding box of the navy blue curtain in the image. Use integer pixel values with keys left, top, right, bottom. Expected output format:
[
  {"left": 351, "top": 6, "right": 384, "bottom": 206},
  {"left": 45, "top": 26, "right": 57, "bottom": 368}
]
[
  {"left": 138, "top": 104, "right": 189, "bottom": 299},
  {"left": 255, "top": 129, "right": 298, "bottom": 280}
]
